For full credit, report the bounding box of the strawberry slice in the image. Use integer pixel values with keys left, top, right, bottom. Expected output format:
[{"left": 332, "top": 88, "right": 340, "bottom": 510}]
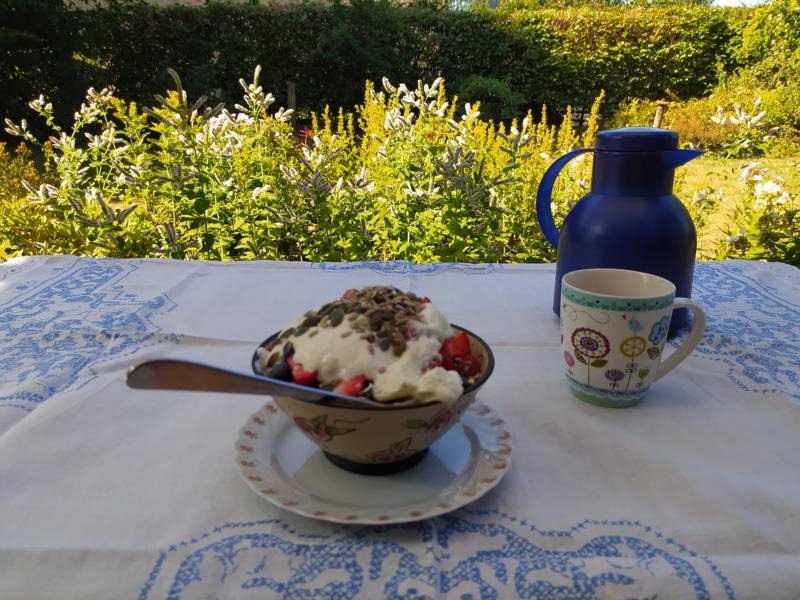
[
  {"left": 454, "top": 354, "right": 482, "bottom": 377},
  {"left": 439, "top": 331, "right": 482, "bottom": 377},
  {"left": 287, "top": 355, "right": 318, "bottom": 386},
  {"left": 333, "top": 374, "right": 367, "bottom": 397},
  {"left": 440, "top": 331, "right": 471, "bottom": 362}
]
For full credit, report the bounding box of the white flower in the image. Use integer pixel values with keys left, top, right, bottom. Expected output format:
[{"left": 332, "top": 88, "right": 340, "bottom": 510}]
[
  {"left": 28, "top": 94, "right": 52, "bottom": 113},
  {"left": 251, "top": 185, "right": 271, "bottom": 200},
  {"left": 274, "top": 107, "right": 294, "bottom": 122},
  {"left": 739, "top": 162, "right": 767, "bottom": 182},
  {"left": 730, "top": 105, "right": 743, "bottom": 125},
  {"left": 381, "top": 77, "right": 396, "bottom": 93},
  {"left": 755, "top": 180, "right": 783, "bottom": 198},
  {"left": 726, "top": 228, "right": 747, "bottom": 244},
  {"left": 50, "top": 133, "right": 75, "bottom": 151},
  {"left": 433, "top": 102, "right": 450, "bottom": 118},
  {"left": 692, "top": 189, "right": 708, "bottom": 206},
  {"left": 279, "top": 165, "right": 298, "bottom": 182},
  {"left": 710, "top": 106, "right": 727, "bottom": 125},
  {"left": 462, "top": 103, "right": 480, "bottom": 121}
]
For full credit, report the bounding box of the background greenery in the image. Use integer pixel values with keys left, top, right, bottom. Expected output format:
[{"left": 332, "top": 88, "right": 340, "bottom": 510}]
[
  {"left": 2, "top": 0, "right": 745, "bottom": 140},
  {"left": 1, "top": 0, "right": 798, "bottom": 266}
]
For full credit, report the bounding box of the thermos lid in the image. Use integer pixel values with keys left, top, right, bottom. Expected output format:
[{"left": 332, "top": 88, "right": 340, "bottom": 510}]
[{"left": 595, "top": 127, "right": 678, "bottom": 152}]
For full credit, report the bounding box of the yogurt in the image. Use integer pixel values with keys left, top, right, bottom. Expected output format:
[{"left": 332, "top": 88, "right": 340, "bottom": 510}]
[{"left": 255, "top": 286, "right": 465, "bottom": 404}]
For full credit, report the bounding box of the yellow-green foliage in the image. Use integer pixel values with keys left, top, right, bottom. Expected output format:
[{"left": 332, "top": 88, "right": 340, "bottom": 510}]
[
  {"left": 3, "top": 69, "right": 796, "bottom": 266},
  {"left": 676, "top": 157, "right": 799, "bottom": 266},
  {"left": 0, "top": 142, "right": 58, "bottom": 261},
  {"left": 0, "top": 70, "right": 600, "bottom": 263},
  {"left": 611, "top": 80, "right": 798, "bottom": 158}
]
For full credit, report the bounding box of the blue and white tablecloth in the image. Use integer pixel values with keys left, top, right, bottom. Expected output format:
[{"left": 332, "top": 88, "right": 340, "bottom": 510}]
[{"left": 0, "top": 256, "right": 799, "bottom": 599}]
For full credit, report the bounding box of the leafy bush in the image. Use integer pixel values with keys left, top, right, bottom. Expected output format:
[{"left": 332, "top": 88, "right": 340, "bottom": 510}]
[
  {"left": 1, "top": 69, "right": 601, "bottom": 262},
  {"left": 736, "top": 0, "right": 800, "bottom": 82},
  {"left": 615, "top": 0, "right": 800, "bottom": 156},
  {"left": 500, "top": 5, "right": 739, "bottom": 117},
  {"left": 0, "top": 141, "right": 54, "bottom": 260},
  {"left": 611, "top": 74, "right": 799, "bottom": 157},
  {"left": 1, "top": 0, "right": 742, "bottom": 141},
  {"left": 703, "top": 162, "right": 799, "bottom": 265},
  {"left": 4, "top": 70, "right": 798, "bottom": 267}
]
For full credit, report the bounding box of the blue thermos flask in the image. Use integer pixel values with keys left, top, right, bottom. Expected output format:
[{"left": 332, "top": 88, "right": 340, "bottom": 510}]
[{"left": 536, "top": 127, "right": 703, "bottom": 333}]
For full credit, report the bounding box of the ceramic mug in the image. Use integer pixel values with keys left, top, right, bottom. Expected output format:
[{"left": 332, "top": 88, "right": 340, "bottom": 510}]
[{"left": 560, "top": 268, "right": 706, "bottom": 407}]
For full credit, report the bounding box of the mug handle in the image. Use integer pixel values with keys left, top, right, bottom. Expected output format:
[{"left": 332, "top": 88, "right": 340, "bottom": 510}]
[{"left": 653, "top": 298, "right": 706, "bottom": 381}]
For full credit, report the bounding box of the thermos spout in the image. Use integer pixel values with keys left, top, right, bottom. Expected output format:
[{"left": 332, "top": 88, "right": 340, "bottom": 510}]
[{"left": 662, "top": 149, "right": 704, "bottom": 169}]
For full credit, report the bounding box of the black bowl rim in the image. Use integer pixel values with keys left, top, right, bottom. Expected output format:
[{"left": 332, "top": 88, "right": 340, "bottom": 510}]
[{"left": 250, "top": 323, "right": 495, "bottom": 411}]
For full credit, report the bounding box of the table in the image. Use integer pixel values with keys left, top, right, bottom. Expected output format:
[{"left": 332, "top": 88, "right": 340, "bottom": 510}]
[{"left": 1, "top": 256, "right": 798, "bottom": 599}]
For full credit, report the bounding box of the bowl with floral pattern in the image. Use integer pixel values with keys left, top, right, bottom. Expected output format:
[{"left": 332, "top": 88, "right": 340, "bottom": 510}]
[{"left": 251, "top": 325, "right": 494, "bottom": 475}]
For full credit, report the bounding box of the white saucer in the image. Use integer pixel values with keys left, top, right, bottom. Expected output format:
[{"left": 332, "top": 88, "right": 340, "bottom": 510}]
[{"left": 235, "top": 401, "right": 512, "bottom": 524}]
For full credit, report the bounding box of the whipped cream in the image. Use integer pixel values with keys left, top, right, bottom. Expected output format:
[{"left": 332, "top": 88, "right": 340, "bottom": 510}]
[{"left": 255, "top": 287, "right": 465, "bottom": 404}]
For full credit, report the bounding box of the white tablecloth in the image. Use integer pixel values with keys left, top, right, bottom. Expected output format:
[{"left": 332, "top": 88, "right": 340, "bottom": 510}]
[{"left": 1, "top": 256, "right": 798, "bottom": 599}]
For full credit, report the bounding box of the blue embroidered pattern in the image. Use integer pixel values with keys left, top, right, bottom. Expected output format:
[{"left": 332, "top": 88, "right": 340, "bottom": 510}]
[
  {"left": 139, "top": 510, "right": 733, "bottom": 599},
  {"left": 690, "top": 262, "right": 800, "bottom": 401},
  {"left": 0, "top": 258, "right": 180, "bottom": 429},
  {"left": 311, "top": 260, "right": 498, "bottom": 277}
]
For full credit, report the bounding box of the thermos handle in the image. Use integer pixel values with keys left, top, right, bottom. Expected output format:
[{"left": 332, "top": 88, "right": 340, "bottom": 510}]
[{"left": 535, "top": 148, "right": 594, "bottom": 248}]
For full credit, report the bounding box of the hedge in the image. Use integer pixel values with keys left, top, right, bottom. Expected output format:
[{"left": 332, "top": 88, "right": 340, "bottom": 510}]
[{"left": 1, "top": 0, "right": 747, "bottom": 143}]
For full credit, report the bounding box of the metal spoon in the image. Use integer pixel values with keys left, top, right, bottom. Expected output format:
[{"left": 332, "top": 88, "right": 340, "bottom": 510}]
[{"left": 126, "top": 359, "right": 392, "bottom": 408}]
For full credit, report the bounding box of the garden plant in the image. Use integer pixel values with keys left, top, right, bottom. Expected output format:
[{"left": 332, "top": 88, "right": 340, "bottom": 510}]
[
  {"left": 0, "top": 0, "right": 797, "bottom": 267},
  {"left": 2, "top": 68, "right": 602, "bottom": 263}
]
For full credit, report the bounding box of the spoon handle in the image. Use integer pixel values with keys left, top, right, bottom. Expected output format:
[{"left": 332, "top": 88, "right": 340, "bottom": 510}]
[{"left": 126, "top": 359, "right": 328, "bottom": 402}]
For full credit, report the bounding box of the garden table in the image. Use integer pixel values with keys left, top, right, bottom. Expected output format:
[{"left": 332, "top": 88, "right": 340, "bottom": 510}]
[{"left": 0, "top": 255, "right": 799, "bottom": 599}]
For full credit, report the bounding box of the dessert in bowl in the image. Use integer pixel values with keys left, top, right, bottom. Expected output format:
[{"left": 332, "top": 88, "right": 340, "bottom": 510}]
[{"left": 251, "top": 286, "right": 494, "bottom": 475}]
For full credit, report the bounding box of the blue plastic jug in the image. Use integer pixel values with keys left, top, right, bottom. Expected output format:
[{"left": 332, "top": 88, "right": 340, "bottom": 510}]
[{"left": 536, "top": 127, "right": 703, "bottom": 333}]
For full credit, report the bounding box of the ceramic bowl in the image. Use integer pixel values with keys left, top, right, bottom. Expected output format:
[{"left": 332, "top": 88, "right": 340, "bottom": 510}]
[{"left": 251, "top": 324, "right": 494, "bottom": 475}]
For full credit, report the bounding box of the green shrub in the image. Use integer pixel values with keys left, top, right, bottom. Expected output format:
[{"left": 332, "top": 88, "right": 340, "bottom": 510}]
[
  {"left": 1, "top": 1, "right": 743, "bottom": 140},
  {"left": 0, "top": 141, "right": 56, "bottom": 260},
  {"left": 1, "top": 69, "right": 601, "bottom": 262},
  {"left": 737, "top": 0, "right": 800, "bottom": 80},
  {"left": 707, "top": 162, "right": 799, "bottom": 265},
  {"left": 4, "top": 70, "right": 798, "bottom": 267},
  {"left": 611, "top": 74, "right": 800, "bottom": 157},
  {"left": 500, "top": 5, "right": 739, "bottom": 116}
]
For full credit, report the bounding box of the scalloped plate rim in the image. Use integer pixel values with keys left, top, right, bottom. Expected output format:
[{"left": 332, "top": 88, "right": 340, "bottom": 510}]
[{"left": 235, "top": 401, "right": 512, "bottom": 524}]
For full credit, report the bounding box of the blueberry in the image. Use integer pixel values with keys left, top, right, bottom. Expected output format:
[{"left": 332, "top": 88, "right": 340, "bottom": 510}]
[
  {"left": 267, "top": 361, "right": 292, "bottom": 381},
  {"left": 281, "top": 342, "right": 295, "bottom": 359}
]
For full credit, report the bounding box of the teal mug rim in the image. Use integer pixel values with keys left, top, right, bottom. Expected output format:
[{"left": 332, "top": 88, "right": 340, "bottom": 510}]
[{"left": 562, "top": 268, "right": 675, "bottom": 312}]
